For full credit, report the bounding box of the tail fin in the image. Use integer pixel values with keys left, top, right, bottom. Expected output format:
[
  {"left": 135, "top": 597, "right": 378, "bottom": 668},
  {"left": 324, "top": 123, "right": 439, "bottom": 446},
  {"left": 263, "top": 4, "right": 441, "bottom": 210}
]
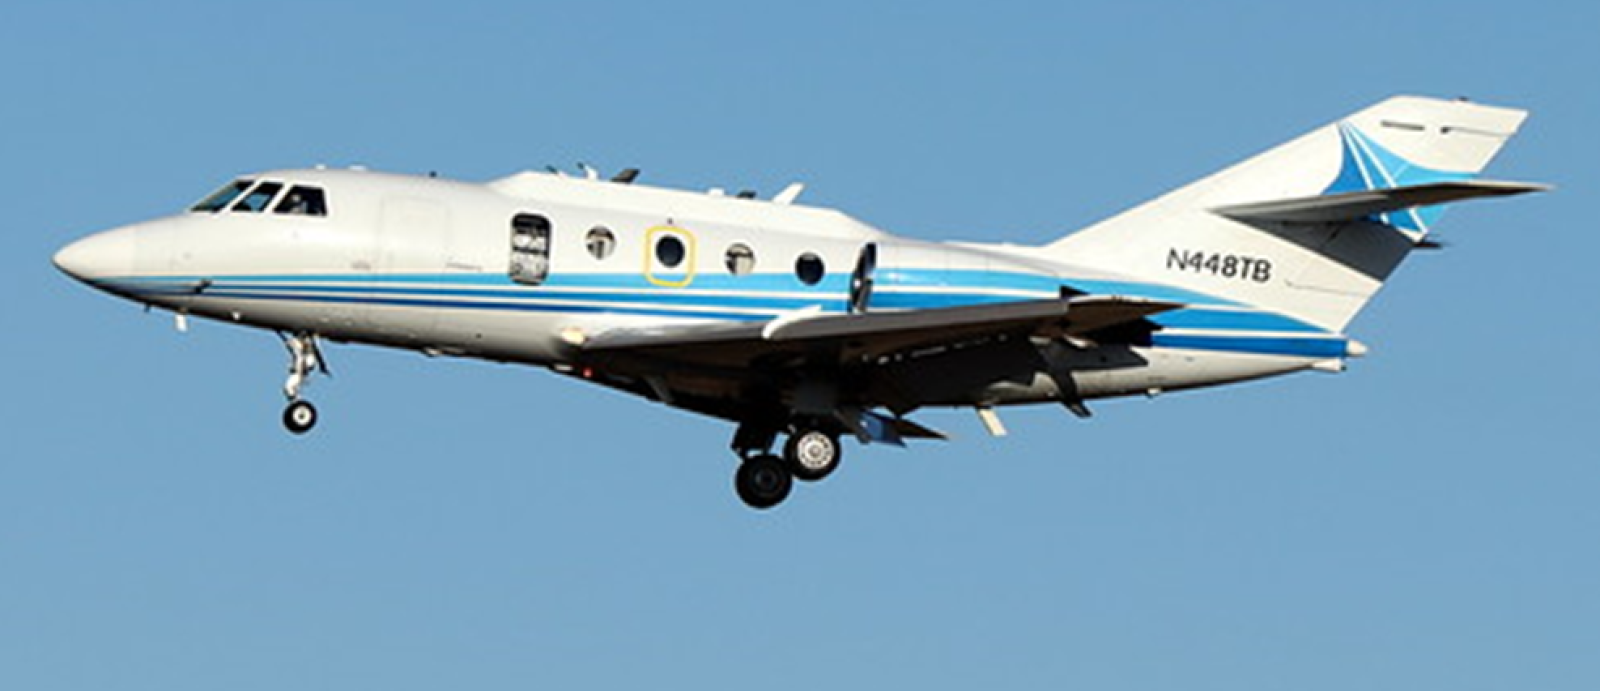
[{"left": 1042, "top": 96, "right": 1540, "bottom": 332}]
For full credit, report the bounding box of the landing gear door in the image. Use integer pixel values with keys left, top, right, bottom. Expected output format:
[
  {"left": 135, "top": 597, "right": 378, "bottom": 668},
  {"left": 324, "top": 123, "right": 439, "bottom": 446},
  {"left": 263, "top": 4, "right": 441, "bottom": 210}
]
[{"left": 509, "top": 213, "right": 551, "bottom": 285}]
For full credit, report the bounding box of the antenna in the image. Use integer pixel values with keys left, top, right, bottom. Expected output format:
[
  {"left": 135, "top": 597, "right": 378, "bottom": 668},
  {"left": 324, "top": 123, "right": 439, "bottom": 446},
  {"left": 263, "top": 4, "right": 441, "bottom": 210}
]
[{"left": 773, "top": 182, "right": 805, "bottom": 205}]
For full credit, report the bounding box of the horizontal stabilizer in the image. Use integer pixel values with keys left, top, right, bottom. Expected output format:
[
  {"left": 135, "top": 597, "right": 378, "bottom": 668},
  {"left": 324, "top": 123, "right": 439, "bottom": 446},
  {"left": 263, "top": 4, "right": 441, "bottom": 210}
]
[{"left": 1212, "top": 180, "right": 1548, "bottom": 225}]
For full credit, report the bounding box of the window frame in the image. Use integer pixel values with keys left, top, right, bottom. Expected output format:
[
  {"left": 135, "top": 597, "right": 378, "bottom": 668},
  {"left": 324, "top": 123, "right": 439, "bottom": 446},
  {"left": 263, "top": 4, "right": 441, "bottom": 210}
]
[{"left": 189, "top": 179, "right": 254, "bottom": 213}]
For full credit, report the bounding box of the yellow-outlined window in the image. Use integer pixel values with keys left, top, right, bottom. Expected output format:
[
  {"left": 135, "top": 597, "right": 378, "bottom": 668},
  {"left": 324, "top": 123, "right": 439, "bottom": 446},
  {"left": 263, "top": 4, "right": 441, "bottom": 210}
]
[{"left": 644, "top": 225, "right": 696, "bottom": 287}]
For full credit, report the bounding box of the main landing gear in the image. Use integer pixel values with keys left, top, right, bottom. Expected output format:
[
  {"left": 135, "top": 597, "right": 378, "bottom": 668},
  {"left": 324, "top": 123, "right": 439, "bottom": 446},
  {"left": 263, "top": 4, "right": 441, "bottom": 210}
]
[
  {"left": 280, "top": 332, "right": 328, "bottom": 435},
  {"left": 731, "top": 419, "right": 843, "bottom": 510}
]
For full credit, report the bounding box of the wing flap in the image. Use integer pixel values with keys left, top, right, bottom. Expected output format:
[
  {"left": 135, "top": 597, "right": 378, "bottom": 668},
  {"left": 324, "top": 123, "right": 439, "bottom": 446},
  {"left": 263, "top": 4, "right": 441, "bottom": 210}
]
[{"left": 1212, "top": 179, "right": 1548, "bottom": 225}]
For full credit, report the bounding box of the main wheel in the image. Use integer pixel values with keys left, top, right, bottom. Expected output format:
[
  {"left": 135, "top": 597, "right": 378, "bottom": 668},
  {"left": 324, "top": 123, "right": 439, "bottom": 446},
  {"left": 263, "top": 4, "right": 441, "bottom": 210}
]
[
  {"left": 735, "top": 454, "right": 792, "bottom": 510},
  {"left": 784, "top": 427, "right": 841, "bottom": 482},
  {"left": 283, "top": 399, "right": 318, "bottom": 435}
]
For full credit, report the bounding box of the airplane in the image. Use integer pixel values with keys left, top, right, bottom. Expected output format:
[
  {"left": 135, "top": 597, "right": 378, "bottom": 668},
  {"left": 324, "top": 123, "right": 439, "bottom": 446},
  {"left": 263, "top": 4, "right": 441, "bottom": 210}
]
[{"left": 53, "top": 95, "right": 1543, "bottom": 509}]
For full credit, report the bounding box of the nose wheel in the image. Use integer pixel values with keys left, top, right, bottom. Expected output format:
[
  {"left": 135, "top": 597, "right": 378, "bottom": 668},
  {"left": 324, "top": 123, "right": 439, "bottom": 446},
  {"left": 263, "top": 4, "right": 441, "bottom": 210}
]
[
  {"left": 283, "top": 399, "right": 318, "bottom": 434},
  {"left": 279, "top": 332, "right": 329, "bottom": 435}
]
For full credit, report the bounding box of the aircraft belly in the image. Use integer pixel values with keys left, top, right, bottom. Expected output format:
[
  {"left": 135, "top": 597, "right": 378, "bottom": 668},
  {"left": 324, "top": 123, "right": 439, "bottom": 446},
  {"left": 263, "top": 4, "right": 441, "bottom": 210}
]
[
  {"left": 1064, "top": 347, "right": 1318, "bottom": 399},
  {"left": 968, "top": 344, "right": 1321, "bottom": 405},
  {"left": 428, "top": 308, "right": 571, "bottom": 362}
]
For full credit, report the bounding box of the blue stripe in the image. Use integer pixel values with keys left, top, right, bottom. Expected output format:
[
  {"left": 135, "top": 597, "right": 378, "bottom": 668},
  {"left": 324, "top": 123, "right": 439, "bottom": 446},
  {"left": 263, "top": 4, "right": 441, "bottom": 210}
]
[
  {"left": 100, "top": 269, "right": 1346, "bottom": 359},
  {"left": 108, "top": 268, "right": 1231, "bottom": 304},
  {"left": 199, "top": 290, "right": 772, "bottom": 322},
  {"left": 215, "top": 283, "right": 849, "bottom": 312},
  {"left": 1153, "top": 333, "right": 1348, "bottom": 358},
  {"left": 1151, "top": 308, "right": 1322, "bottom": 333},
  {"left": 871, "top": 291, "right": 1031, "bottom": 310},
  {"left": 1063, "top": 278, "right": 1237, "bottom": 306}
]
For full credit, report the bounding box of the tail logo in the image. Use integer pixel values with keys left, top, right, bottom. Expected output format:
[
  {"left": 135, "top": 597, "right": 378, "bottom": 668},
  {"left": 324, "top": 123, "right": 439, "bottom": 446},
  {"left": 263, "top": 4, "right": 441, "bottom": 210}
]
[{"left": 1324, "top": 122, "right": 1471, "bottom": 233}]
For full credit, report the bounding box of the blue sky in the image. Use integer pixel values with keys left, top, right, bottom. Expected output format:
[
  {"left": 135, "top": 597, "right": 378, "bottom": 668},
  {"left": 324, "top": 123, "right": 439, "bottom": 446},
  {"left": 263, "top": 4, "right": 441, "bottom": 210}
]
[{"left": 3, "top": 1, "right": 1596, "bottom": 689}]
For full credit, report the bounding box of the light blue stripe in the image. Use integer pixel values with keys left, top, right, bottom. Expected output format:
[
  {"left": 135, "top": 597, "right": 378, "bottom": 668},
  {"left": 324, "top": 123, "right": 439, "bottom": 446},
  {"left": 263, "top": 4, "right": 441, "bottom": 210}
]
[{"left": 1151, "top": 308, "right": 1322, "bottom": 333}]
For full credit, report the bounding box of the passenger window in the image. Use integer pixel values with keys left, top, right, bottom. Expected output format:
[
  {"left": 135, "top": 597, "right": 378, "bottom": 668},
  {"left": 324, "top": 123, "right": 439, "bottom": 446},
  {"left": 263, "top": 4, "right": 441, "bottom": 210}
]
[
  {"left": 725, "top": 243, "right": 755, "bottom": 275},
  {"left": 585, "top": 226, "right": 616, "bottom": 260},
  {"left": 232, "top": 182, "right": 283, "bottom": 213},
  {"left": 509, "top": 213, "right": 551, "bottom": 285},
  {"left": 655, "top": 235, "right": 686, "bottom": 268},
  {"left": 795, "top": 252, "right": 825, "bottom": 285},
  {"left": 644, "top": 226, "right": 695, "bottom": 287},
  {"left": 274, "top": 186, "right": 328, "bottom": 216},
  {"left": 190, "top": 179, "right": 253, "bottom": 213}
]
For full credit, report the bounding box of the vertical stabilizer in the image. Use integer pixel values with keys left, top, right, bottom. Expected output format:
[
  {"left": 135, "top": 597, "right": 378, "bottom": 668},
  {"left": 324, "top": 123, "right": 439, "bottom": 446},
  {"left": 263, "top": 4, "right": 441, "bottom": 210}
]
[{"left": 1041, "top": 96, "right": 1532, "bottom": 332}]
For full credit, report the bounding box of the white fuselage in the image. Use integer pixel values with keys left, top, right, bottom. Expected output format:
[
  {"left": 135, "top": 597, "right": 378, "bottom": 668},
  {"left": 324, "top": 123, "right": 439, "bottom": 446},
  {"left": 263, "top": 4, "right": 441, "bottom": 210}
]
[{"left": 56, "top": 168, "right": 1349, "bottom": 409}]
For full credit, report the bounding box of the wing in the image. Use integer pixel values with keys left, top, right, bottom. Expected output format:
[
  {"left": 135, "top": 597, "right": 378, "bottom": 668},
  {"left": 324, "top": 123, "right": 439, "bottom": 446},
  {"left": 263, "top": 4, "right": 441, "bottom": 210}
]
[
  {"left": 579, "top": 295, "right": 1181, "bottom": 370},
  {"left": 569, "top": 295, "right": 1178, "bottom": 439}
]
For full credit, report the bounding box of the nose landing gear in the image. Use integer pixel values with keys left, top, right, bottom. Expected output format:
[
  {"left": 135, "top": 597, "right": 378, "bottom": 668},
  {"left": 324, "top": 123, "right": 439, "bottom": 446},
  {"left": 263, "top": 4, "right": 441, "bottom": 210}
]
[{"left": 280, "top": 332, "right": 328, "bottom": 435}]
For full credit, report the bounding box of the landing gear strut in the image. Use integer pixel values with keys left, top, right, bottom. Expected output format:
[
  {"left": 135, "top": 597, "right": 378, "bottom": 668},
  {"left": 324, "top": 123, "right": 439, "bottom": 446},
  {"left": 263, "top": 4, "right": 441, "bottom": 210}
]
[{"left": 280, "top": 332, "right": 327, "bottom": 435}]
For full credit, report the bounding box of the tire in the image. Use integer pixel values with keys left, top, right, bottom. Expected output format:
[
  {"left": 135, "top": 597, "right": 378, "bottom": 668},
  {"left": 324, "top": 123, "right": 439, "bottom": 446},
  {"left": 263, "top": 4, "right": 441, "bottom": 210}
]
[
  {"left": 784, "top": 428, "right": 841, "bottom": 482},
  {"left": 735, "top": 454, "right": 792, "bottom": 510},
  {"left": 283, "top": 400, "right": 318, "bottom": 435}
]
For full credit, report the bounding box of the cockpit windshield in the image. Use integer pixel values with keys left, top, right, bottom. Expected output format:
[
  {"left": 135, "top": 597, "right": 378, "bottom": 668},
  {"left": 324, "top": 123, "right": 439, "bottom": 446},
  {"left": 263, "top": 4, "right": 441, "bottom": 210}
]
[
  {"left": 232, "top": 182, "right": 283, "bottom": 212},
  {"left": 188, "top": 179, "right": 329, "bottom": 217},
  {"left": 190, "top": 179, "right": 253, "bottom": 213}
]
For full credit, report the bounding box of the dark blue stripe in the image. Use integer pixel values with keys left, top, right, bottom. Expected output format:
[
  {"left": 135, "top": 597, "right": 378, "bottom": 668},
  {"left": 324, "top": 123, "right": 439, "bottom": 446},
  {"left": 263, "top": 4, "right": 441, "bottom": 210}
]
[
  {"left": 1152, "top": 333, "right": 1348, "bottom": 358},
  {"left": 199, "top": 291, "right": 770, "bottom": 322}
]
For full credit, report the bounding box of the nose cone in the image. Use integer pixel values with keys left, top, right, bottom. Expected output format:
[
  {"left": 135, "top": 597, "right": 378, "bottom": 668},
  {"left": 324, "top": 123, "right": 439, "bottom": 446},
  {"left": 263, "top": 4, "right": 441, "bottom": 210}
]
[{"left": 53, "top": 228, "right": 137, "bottom": 283}]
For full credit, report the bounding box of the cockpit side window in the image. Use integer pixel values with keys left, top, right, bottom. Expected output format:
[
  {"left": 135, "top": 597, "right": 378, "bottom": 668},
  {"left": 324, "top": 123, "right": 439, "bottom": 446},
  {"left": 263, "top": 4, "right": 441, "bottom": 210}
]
[
  {"left": 232, "top": 182, "right": 283, "bottom": 213},
  {"left": 274, "top": 186, "right": 328, "bottom": 216},
  {"left": 190, "top": 179, "right": 253, "bottom": 213}
]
